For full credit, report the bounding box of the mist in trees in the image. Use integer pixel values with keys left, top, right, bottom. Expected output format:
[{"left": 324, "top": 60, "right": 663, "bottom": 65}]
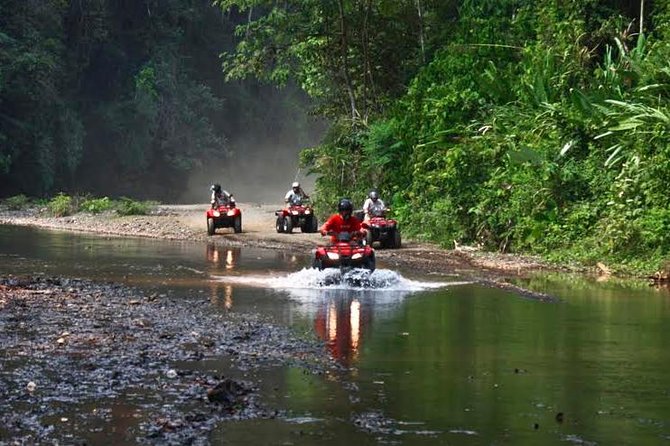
[{"left": 0, "top": 0, "right": 323, "bottom": 201}]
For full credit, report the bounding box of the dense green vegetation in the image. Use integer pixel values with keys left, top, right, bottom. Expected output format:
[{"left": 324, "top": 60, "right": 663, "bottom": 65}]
[
  {"left": 0, "top": 0, "right": 316, "bottom": 200},
  {"left": 219, "top": 0, "right": 670, "bottom": 274},
  {"left": 3, "top": 1, "right": 669, "bottom": 274}
]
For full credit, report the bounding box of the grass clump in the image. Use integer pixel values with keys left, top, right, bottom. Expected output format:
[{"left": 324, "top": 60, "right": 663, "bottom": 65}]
[
  {"left": 3, "top": 194, "right": 31, "bottom": 210},
  {"left": 115, "top": 197, "right": 156, "bottom": 215},
  {"left": 80, "top": 197, "right": 113, "bottom": 214},
  {"left": 47, "top": 193, "right": 75, "bottom": 217}
]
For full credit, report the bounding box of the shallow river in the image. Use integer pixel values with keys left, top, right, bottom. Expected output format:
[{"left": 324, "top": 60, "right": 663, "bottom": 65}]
[{"left": 1, "top": 225, "right": 669, "bottom": 445}]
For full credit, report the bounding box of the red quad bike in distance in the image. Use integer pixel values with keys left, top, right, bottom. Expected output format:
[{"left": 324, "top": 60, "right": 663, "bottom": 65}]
[
  {"left": 356, "top": 210, "right": 401, "bottom": 249},
  {"left": 275, "top": 196, "right": 319, "bottom": 233},
  {"left": 313, "top": 231, "right": 376, "bottom": 273},
  {"left": 206, "top": 197, "right": 242, "bottom": 235}
]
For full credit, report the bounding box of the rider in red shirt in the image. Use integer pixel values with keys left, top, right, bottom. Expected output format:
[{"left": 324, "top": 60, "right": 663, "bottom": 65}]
[{"left": 320, "top": 198, "right": 364, "bottom": 243}]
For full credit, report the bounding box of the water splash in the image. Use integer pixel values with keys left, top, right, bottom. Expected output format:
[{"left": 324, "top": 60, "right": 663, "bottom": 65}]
[{"left": 213, "top": 267, "right": 469, "bottom": 292}]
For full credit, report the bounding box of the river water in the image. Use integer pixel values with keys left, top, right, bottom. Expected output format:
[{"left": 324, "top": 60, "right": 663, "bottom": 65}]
[{"left": 1, "top": 225, "right": 669, "bottom": 445}]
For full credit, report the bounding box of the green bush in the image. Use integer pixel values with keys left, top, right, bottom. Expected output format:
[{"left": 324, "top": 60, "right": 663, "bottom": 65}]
[
  {"left": 80, "top": 197, "right": 113, "bottom": 214},
  {"left": 115, "top": 197, "right": 156, "bottom": 215},
  {"left": 47, "top": 193, "right": 74, "bottom": 217},
  {"left": 3, "top": 194, "right": 30, "bottom": 210}
]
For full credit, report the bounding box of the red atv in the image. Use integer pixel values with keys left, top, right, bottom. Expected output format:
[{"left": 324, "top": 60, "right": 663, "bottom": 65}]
[
  {"left": 206, "top": 198, "right": 242, "bottom": 235},
  {"left": 275, "top": 197, "right": 318, "bottom": 233},
  {"left": 313, "top": 232, "right": 376, "bottom": 272},
  {"left": 363, "top": 210, "right": 401, "bottom": 249}
]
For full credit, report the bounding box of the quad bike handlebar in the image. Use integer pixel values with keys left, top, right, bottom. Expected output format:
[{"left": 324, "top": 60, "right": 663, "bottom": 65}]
[{"left": 321, "top": 230, "right": 367, "bottom": 243}]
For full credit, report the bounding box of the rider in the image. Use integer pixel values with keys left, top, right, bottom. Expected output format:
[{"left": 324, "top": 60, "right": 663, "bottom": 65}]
[
  {"left": 284, "top": 181, "right": 310, "bottom": 205},
  {"left": 210, "top": 184, "right": 233, "bottom": 208},
  {"left": 320, "top": 198, "right": 365, "bottom": 244},
  {"left": 362, "top": 190, "right": 386, "bottom": 221}
]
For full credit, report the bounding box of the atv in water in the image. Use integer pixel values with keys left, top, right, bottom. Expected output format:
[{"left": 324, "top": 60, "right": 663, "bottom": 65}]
[
  {"left": 313, "top": 232, "right": 376, "bottom": 273},
  {"left": 206, "top": 198, "right": 242, "bottom": 235},
  {"left": 356, "top": 210, "right": 401, "bottom": 249},
  {"left": 275, "top": 196, "right": 318, "bottom": 233}
]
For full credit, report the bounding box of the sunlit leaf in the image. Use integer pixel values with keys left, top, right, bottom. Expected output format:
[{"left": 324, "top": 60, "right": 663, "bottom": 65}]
[
  {"left": 609, "top": 120, "right": 642, "bottom": 131},
  {"left": 559, "top": 140, "right": 574, "bottom": 156},
  {"left": 604, "top": 144, "right": 623, "bottom": 167}
]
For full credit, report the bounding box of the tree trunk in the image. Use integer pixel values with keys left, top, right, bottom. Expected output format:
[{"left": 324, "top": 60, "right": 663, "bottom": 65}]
[
  {"left": 362, "top": 0, "right": 379, "bottom": 121},
  {"left": 336, "top": 0, "right": 358, "bottom": 121},
  {"left": 246, "top": 6, "right": 253, "bottom": 38},
  {"left": 416, "top": 0, "right": 426, "bottom": 63}
]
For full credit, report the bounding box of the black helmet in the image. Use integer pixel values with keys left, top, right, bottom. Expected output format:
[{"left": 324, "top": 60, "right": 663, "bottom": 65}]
[
  {"left": 369, "top": 190, "right": 378, "bottom": 201},
  {"left": 338, "top": 198, "right": 353, "bottom": 213},
  {"left": 211, "top": 184, "right": 222, "bottom": 193}
]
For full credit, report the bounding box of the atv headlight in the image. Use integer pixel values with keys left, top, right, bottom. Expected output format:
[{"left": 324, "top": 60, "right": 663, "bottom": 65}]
[
  {"left": 326, "top": 252, "right": 340, "bottom": 260},
  {"left": 292, "top": 210, "right": 299, "bottom": 215},
  {"left": 227, "top": 210, "right": 236, "bottom": 216},
  {"left": 213, "top": 211, "right": 220, "bottom": 217},
  {"left": 305, "top": 209, "right": 311, "bottom": 214},
  {"left": 351, "top": 253, "right": 362, "bottom": 260}
]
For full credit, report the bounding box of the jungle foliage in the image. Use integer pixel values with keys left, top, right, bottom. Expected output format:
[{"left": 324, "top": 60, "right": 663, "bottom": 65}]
[
  {"left": 0, "top": 0, "right": 316, "bottom": 200},
  {"left": 220, "top": 0, "right": 670, "bottom": 273}
]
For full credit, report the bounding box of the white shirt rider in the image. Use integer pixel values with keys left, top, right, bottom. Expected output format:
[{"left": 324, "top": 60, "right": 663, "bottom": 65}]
[
  {"left": 284, "top": 182, "right": 309, "bottom": 205},
  {"left": 363, "top": 193, "right": 385, "bottom": 220}
]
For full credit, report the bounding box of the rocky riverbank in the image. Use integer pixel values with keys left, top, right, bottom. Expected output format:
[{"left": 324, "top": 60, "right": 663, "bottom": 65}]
[{"left": 0, "top": 276, "right": 335, "bottom": 444}]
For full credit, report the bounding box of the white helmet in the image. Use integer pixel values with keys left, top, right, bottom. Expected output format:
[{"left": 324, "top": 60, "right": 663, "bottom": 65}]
[{"left": 292, "top": 181, "right": 300, "bottom": 188}]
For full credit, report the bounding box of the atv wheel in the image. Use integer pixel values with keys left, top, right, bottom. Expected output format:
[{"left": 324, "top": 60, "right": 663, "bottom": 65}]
[
  {"left": 207, "top": 218, "right": 215, "bottom": 236},
  {"left": 312, "top": 258, "right": 323, "bottom": 270},
  {"left": 365, "top": 230, "right": 374, "bottom": 247},
  {"left": 275, "top": 216, "right": 284, "bottom": 233},
  {"left": 310, "top": 216, "right": 319, "bottom": 233},
  {"left": 392, "top": 229, "right": 402, "bottom": 249},
  {"left": 283, "top": 216, "right": 293, "bottom": 233},
  {"left": 234, "top": 215, "right": 242, "bottom": 233},
  {"left": 363, "top": 253, "right": 376, "bottom": 272}
]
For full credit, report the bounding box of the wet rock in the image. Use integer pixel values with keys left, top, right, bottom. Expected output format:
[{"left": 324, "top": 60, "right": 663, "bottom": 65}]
[{"left": 206, "top": 378, "right": 250, "bottom": 409}]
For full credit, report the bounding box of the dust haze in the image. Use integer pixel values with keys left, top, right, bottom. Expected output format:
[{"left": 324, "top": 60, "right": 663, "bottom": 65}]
[
  {"left": 183, "top": 142, "right": 318, "bottom": 205},
  {"left": 179, "top": 129, "right": 324, "bottom": 205},
  {"left": 180, "top": 82, "right": 327, "bottom": 205}
]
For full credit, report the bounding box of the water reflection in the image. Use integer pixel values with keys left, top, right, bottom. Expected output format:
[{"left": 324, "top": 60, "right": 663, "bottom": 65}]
[
  {"left": 313, "top": 294, "right": 372, "bottom": 366},
  {"left": 204, "top": 245, "right": 240, "bottom": 309},
  {"left": 285, "top": 288, "right": 411, "bottom": 366},
  {"left": 273, "top": 251, "right": 303, "bottom": 268},
  {"left": 209, "top": 282, "right": 234, "bottom": 310},
  {"left": 206, "top": 244, "right": 241, "bottom": 271}
]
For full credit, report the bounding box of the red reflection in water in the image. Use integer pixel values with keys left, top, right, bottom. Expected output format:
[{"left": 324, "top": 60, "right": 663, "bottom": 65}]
[
  {"left": 314, "top": 296, "right": 371, "bottom": 366},
  {"left": 206, "top": 244, "right": 238, "bottom": 310},
  {"left": 206, "top": 244, "right": 240, "bottom": 271},
  {"left": 209, "top": 283, "right": 234, "bottom": 310}
]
